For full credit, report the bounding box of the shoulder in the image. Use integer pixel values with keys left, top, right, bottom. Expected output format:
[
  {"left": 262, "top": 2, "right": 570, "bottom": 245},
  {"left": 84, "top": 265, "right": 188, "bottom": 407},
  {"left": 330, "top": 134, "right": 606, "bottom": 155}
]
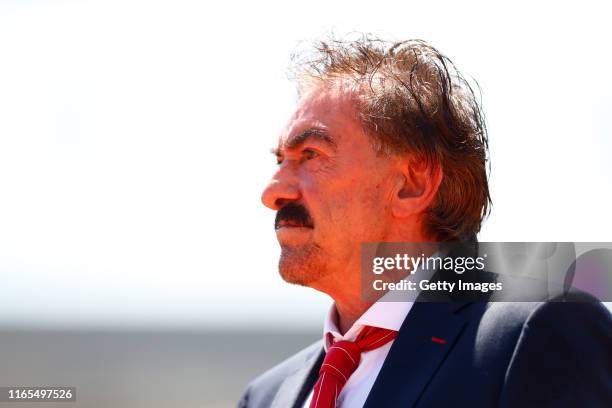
[
  {"left": 477, "top": 290, "right": 611, "bottom": 337},
  {"left": 238, "top": 340, "right": 323, "bottom": 408},
  {"left": 482, "top": 291, "right": 612, "bottom": 340},
  {"left": 497, "top": 291, "right": 612, "bottom": 407}
]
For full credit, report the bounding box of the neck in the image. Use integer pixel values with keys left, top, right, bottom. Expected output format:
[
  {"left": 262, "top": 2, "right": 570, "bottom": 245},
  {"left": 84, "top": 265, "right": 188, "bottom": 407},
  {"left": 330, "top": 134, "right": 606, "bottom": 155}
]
[
  {"left": 332, "top": 294, "right": 373, "bottom": 334},
  {"left": 314, "top": 228, "right": 437, "bottom": 334},
  {"left": 309, "top": 258, "right": 373, "bottom": 334}
]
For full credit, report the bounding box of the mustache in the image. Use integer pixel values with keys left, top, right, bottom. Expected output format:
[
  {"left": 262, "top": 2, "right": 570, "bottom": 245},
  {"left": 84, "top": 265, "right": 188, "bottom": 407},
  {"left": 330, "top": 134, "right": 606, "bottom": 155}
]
[{"left": 274, "top": 203, "right": 314, "bottom": 229}]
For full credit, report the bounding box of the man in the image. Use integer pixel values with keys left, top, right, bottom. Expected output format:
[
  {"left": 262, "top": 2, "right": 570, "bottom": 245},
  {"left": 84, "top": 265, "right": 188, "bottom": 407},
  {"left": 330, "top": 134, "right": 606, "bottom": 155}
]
[{"left": 238, "top": 37, "right": 612, "bottom": 407}]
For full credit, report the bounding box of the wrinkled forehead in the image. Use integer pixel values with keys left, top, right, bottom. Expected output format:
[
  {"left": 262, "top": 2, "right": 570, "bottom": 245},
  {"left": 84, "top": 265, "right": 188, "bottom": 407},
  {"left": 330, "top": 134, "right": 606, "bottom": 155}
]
[{"left": 277, "top": 86, "right": 363, "bottom": 148}]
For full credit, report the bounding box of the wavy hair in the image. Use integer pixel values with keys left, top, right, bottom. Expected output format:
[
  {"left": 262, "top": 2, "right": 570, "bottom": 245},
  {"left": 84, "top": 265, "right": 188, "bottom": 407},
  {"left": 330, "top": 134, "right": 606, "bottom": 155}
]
[{"left": 291, "top": 36, "right": 491, "bottom": 241}]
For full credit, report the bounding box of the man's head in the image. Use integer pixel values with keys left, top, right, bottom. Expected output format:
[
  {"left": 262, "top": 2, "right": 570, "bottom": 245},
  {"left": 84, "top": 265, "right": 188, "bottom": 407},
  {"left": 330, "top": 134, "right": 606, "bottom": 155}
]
[{"left": 261, "top": 37, "right": 490, "bottom": 294}]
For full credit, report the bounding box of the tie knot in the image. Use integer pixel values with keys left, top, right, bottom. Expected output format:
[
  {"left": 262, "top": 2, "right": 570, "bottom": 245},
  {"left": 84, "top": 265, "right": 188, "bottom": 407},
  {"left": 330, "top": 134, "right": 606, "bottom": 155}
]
[
  {"left": 319, "top": 340, "right": 361, "bottom": 386},
  {"left": 310, "top": 327, "right": 398, "bottom": 408}
]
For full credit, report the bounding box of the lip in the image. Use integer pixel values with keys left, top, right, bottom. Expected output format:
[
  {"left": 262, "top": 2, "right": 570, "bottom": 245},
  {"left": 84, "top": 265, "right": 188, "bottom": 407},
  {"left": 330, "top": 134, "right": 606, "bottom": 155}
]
[
  {"left": 276, "top": 220, "right": 314, "bottom": 229},
  {"left": 276, "top": 225, "right": 312, "bottom": 231},
  {"left": 275, "top": 225, "right": 313, "bottom": 243}
]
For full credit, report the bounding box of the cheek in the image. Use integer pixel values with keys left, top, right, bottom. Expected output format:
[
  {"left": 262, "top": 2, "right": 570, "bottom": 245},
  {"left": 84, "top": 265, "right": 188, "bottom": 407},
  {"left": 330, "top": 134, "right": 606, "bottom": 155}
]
[
  {"left": 326, "top": 181, "right": 389, "bottom": 232},
  {"left": 301, "top": 164, "right": 393, "bottom": 233},
  {"left": 356, "top": 185, "right": 389, "bottom": 221}
]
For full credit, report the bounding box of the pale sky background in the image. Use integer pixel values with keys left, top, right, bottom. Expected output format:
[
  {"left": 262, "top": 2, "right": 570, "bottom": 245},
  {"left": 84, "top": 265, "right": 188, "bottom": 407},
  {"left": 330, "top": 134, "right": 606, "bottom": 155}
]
[{"left": 0, "top": 0, "right": 610, "bottom": 330}]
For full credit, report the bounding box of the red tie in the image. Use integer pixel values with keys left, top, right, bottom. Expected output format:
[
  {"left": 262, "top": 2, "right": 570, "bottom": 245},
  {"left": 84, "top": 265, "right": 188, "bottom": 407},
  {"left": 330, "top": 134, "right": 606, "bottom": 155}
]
[{"left": 309, "top": 326, "right": 398, "bottom": 408}]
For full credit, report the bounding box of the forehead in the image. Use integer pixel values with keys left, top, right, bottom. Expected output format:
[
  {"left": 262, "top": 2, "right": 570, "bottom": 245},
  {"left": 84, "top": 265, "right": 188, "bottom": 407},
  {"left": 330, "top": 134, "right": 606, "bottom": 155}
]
[{"left": 277, "top": 86, "right": 365, "bottom": 148}]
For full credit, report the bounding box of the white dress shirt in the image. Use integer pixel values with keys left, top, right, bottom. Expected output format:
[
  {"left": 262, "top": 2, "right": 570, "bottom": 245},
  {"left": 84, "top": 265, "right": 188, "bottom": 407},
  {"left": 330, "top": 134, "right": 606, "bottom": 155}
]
[
  {"left": 302, "top": 256, "right": 438, "bottom": 408},
  {"left": 302, "top": 296, "right": 414, "bottom": 408}
]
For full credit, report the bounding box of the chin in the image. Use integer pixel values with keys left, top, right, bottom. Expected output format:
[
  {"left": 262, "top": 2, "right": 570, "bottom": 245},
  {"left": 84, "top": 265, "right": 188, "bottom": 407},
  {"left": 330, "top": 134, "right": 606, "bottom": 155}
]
[{"left": 278, "top": 245, "right": 330, "bottom": 286}]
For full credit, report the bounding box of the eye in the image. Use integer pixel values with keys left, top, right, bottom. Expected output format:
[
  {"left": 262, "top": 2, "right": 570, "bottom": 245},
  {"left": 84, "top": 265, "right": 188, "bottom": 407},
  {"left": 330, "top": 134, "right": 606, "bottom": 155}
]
[
  {"left": 302, "top": 149, "right": 319, "bottom": 161},
  {"left": 275, "top": 154, "right": 283, "bottom": 165}
]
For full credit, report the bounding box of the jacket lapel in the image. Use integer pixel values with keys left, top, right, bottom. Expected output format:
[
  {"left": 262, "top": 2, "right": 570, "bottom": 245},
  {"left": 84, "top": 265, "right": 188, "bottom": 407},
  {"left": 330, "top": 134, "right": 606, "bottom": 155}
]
[
  {"left": 270, "top": 344, "right": 325, "bottom": 408},
  {"left": 363, "top": 301, "right": 473, "bottom": 408}
]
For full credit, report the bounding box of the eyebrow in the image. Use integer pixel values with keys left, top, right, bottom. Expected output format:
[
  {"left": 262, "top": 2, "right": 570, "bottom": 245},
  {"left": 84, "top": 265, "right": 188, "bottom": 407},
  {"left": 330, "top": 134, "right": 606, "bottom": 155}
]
[{"left": 271, "top": 127, "right": 336, "bottom": 156}]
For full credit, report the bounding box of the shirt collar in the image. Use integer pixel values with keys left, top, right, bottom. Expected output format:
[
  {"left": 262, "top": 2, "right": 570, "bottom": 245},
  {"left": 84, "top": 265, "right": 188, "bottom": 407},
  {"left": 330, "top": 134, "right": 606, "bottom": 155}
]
[
  {"left": 322, "top": 250, "right": 440, "bottom": 350},
  {"left": 322, "top": 292, "right": 414, "bottom": 350}
]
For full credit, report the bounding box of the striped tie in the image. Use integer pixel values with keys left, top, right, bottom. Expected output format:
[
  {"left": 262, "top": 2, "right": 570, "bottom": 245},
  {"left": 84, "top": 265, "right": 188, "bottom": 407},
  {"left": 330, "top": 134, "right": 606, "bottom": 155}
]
[{"left": 309, "top": 326, "right": 398, "bottom": 408}]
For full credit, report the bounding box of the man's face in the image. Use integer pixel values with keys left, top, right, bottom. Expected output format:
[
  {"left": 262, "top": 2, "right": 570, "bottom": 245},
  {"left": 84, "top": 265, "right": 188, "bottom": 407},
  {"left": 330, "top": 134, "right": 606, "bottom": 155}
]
[{"left": 261, "top": 85, "right": 399, "bottom": 289}]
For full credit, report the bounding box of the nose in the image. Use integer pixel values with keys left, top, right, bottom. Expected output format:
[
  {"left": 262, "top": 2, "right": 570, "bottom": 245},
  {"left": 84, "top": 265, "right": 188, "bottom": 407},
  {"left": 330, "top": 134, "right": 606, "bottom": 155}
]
[{"left": 261, "top": 165, "right": 301, "bottom": 211}]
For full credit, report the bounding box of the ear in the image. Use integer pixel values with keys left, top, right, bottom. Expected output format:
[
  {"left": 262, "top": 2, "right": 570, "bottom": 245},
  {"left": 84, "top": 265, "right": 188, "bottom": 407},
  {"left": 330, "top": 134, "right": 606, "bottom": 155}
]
[{"left": 391, "top": 156, "right": 443, "bottom": 219}]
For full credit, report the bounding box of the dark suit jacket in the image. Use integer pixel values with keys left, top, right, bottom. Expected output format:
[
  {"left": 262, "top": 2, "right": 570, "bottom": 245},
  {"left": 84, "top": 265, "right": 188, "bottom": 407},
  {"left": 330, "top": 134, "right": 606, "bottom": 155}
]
[{"left": 238, "top": 292, "right": 612, "bottom": 407}]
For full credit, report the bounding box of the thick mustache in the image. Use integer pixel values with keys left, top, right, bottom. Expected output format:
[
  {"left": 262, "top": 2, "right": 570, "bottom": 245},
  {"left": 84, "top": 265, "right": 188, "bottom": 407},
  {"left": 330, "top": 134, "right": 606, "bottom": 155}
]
[{"left": 275, "top": 203, "right": 314, "bottom": 229}]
